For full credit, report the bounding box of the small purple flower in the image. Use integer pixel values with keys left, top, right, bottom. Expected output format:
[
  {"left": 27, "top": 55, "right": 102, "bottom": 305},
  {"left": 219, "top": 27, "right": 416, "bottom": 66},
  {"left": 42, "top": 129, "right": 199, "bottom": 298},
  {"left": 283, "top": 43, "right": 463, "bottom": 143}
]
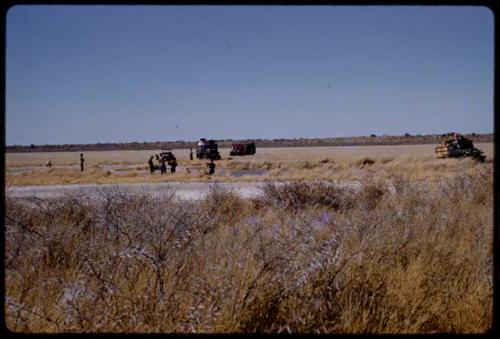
[
  {"left": 271, "top": 224, "right": 280, "bottom": 238},
  {"left": 248, "top": 215, "right": 259, "bottom": 225},
  {"left": 320, "top": 212, "right": 330, "bottom": 225}
]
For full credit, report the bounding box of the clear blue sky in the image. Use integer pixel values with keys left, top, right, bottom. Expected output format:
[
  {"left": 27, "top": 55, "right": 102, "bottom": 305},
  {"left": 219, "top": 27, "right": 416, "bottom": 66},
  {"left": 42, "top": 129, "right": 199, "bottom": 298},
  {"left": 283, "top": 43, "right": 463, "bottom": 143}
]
[{"left": 6, "top": 5, "right": 494, "bottom": 145}]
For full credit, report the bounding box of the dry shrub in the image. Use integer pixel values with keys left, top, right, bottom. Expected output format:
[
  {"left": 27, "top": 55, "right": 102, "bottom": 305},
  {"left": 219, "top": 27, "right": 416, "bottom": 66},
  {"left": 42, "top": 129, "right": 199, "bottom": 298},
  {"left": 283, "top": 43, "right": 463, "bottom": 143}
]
[
  {"left": 356, "top": 176, "right": 389, "bottom": 210},
  {"left": 225, "top": 161, "right": 278, "bottom": 171},
  {"left": 355, "top": 157, "right": 376, "bottom": 168},
  {"left": 5, "top": 166, "right": 493, "bottom": 333},
  {"left": 225, "top": 161, "right": 254, "bottom": 170},
  {"left": 298, "top": 161, "right": 319, "bottom": 169},
  {"left": 261, "top": 180, "right": 356, "bottom": 211},
  {"left": 199, "top": 183, "right": 250, "bottom": 225}
]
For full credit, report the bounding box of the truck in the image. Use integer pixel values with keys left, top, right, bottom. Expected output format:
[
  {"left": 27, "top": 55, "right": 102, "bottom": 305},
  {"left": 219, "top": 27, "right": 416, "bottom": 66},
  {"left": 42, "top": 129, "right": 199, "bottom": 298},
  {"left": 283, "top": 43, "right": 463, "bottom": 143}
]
[
  {"left": 196, "top": 138, "right": 221, "bottom": 160},
  {"left": 435, "top": 133, "right": 485, "bottom": 162},
  {"left": 159, "top": 149, "right": 176, "bottom": 162},
  {"left": 229, "top": 142, "right": 256, "bottom": 156}
]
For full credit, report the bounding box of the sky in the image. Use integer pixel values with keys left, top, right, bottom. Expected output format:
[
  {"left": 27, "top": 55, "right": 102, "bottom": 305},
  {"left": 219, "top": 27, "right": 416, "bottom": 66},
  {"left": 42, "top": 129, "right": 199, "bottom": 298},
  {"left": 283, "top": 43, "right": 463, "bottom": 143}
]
[{"left": 5, "top": 5, "right": 494, "bottom": 145}]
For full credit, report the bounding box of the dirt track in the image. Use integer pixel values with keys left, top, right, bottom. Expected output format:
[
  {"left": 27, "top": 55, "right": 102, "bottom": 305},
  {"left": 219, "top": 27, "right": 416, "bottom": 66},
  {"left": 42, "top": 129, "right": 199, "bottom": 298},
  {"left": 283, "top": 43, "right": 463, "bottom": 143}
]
[{"left": 5, "top": 181, "right": 362, "bottom": 201}]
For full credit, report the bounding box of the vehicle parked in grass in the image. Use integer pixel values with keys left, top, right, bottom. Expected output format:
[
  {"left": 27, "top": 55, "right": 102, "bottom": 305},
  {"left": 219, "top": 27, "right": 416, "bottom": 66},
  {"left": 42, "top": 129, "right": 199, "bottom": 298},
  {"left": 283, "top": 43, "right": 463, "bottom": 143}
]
[
  {"left": 229, "top": 142, "right": 256, "bottom": 156},
  {"left": 435, "top": 133, "right": 485, "bottom": 162},
  {"left": 159, "top": 150, "right": 176, "bottom": 162},
  {"left": 196, "top": 139, "right": 221, "bottom": 160}
]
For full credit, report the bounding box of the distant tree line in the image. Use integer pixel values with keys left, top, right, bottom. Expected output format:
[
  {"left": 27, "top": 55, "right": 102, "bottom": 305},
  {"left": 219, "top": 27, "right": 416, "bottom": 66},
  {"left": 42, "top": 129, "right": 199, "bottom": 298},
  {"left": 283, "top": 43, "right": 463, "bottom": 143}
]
[{"left": 6, "top": 133, "right": 494, "bottom": 153}]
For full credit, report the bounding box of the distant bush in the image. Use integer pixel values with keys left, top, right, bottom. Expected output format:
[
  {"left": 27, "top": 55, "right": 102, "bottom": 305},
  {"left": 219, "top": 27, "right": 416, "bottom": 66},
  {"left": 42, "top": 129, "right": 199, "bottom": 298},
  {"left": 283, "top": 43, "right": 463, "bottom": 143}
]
[
  {"left": 262, "top": 180, "right": 356, "bottom": 211},
  {"left": 355, "top": 157, "right": 375, "bottom": 168}
]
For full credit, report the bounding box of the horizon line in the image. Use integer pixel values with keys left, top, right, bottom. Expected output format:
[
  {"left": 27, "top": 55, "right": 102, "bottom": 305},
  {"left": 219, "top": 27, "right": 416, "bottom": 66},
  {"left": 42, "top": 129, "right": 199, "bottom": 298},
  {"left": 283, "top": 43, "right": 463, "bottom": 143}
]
[{"left": 6, "top": 131, "right": 494, "bottom": 148}]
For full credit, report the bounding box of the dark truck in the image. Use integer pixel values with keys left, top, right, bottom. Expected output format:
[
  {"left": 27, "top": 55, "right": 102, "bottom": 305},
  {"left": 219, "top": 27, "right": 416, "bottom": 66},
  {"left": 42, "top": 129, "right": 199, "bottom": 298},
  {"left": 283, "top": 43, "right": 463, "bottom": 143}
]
[
  {"left": 435, "top": 133, "right": 486, "bottom": 162},
  {"left": 159, "top": 150, "right": 176, "bottom": 162},
  {"left": 229, "top": 142, "right": 256, "bottom": 156},
  {"left": 196, "top": 138, "right": 221, "bottom": 160}
]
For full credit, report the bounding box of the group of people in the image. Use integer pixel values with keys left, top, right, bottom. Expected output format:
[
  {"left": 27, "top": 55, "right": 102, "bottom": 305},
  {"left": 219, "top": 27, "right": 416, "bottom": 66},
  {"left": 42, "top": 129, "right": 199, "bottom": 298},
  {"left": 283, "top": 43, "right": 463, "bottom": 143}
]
[
  {"left": 45, "top": 151, "right": 215, "bottom": 176},
  {"left": 450, "top": 132, "right": 473, "bottom": 150},
  {"left": 148, "top": 155, "right": 177, "bottom": 174},
  {"left": 148, "top": 150, "right": 216, "bottom": 175},
  {"left": 445, "top": 132, "right": 473, "bottom": 150}
]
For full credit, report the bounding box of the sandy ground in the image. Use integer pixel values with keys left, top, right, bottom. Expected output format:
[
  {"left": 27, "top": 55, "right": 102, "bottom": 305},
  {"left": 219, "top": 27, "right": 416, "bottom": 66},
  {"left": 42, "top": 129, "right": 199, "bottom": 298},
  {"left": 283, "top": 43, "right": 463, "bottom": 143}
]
[{"left": 5, "top": 181, "right": 362, "bottom": 201}]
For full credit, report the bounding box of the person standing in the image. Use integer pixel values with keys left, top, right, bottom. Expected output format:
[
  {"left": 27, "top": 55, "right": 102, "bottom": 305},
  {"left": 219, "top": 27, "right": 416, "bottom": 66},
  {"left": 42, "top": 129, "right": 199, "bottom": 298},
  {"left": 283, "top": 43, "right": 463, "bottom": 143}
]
[
  {"left": 148, "top": 156, "right": 155, "bottom": 174},
  {"left": 160, "top": 156, "right": 167, "bottom": 174},
  {"left": 80, "top": 153, "right": 85, "bottom": 172},
  {"left": 189, "top": 148, "right": 193, "bottom": 161},
  {"left": 170, "top": 159, "right": 177, "bottom": 173},
  {"left": 207, "top": 159, "right": 216, "bottom": 175}
]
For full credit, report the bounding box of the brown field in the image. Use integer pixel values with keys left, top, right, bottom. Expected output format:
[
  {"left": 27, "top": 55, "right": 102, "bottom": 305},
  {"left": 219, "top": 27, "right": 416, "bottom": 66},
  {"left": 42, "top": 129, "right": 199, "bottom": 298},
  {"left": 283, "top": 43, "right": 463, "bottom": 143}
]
[
  {"left": 5, "top": 143, "right": 494, "bottom": 186},
  {"left": 5, "top": 169, "right": 493, "bottom": 333},
  {"left": 4, "top": 143, "right": 494, "bottom": 333}
]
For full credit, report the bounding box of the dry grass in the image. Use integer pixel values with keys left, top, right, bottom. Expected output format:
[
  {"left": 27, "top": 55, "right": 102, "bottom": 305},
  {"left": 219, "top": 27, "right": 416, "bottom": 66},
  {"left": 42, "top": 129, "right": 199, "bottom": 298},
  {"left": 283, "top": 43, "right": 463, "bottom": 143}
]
[
  {"left": 5, "top": 143, "right": 493, "bottom": 186},
  {"left": 5, "top": 143, "right": 494, "bottom": 167},
  {"left": 5, "top": 164, "right": 493, "bottom": 333},
  {"left": 5, "top": 165, "right": 221, "bottom": 186}
]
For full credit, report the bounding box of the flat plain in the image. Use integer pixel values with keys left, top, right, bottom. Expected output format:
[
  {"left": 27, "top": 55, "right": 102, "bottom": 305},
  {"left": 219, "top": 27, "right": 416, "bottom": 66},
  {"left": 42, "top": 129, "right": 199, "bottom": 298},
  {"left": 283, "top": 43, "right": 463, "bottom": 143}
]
[
  {"left": 5, "top": 142, "right": 494, "bottom": 333},
  {"left": 5, "top": 143, "right": 494, "bottom": 186}
]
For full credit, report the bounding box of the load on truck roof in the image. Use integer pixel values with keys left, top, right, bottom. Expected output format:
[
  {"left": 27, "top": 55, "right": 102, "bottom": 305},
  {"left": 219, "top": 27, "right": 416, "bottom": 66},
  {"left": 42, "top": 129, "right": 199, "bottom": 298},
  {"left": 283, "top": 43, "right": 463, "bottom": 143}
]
[{"left": 435, "top": 133, "right": 485, "bottom": 162}]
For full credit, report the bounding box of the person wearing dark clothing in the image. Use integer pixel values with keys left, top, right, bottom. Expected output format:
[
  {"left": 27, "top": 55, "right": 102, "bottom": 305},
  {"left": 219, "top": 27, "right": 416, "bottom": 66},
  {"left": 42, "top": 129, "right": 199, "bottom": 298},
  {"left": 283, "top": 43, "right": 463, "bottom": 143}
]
[
  {"left": 148, "top": 156, "right": 155, "bottom": 174},
  {"left": 170, "top": 159, "right": 177, "bottom": 173},
  {"left": 80, "top": 154, "right": 85, "bottom": 172},
  {"left": 160, "top": 157, "right": 167, "bottom": 174},
  {"left": 453, "top": 133, "right": 473, "bottom": 149},
  {"left": 207, "top": 160, "right": 216, "bottom": 175},
  {"left": 189, "top": 148, "right": 194, "bottom": 161},
  {"left": 46, "top": 161, "right": 52, "bottom": 167}
]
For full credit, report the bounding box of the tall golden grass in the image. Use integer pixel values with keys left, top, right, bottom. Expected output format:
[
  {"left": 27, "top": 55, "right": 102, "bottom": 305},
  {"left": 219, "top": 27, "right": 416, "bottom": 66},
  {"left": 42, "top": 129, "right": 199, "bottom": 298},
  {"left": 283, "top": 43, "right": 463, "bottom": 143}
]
[
  {"left": 6, "top": 144, "right": 492, "bottom": 186},
  {"left": 6, "top": 148, "right": 493, "bottom": 186},
  {"left": 6, "top": 143, "right": 493, "bottom": 168},
  {"left": 5, "top": 165, "right": 493, "bottom": 333}
]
